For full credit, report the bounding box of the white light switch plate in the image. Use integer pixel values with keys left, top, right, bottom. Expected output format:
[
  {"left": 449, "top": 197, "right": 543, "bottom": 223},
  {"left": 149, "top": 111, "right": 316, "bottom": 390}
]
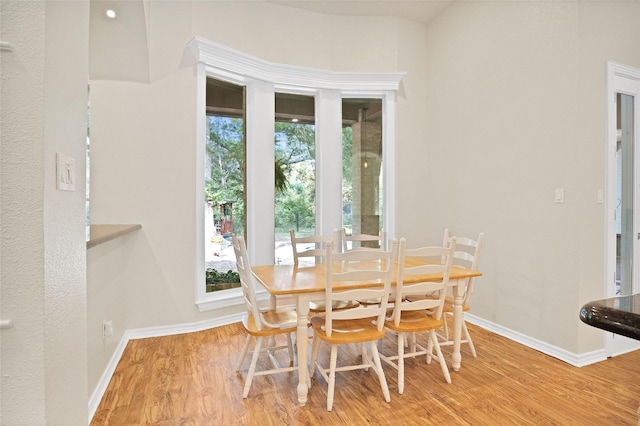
[
  {"left": 56, "top": 153, "right": 76, "bottom": 191},
  {"left": 555, "top": 188, "right": 564, "bottom": 203}
]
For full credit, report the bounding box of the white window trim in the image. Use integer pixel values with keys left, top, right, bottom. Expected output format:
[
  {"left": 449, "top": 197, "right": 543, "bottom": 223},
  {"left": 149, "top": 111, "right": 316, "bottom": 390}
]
[{"left": 188, "top": 37, "right": 405, "bottom": 311}]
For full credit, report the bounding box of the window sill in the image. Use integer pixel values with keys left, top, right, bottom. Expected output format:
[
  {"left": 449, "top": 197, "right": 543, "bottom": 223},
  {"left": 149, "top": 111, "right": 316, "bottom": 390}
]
[
  {"left": 197, "top": 286, "right": 270, "bottom": 312},
  {"left": 87, "top": 224, "right": 142, "bottom": 248}
]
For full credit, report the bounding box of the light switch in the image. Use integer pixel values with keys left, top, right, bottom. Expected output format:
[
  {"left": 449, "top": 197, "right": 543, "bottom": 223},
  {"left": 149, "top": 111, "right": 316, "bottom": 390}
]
[
  {"left": 555, "top": 188, "right": 564, "bottom": 203},
  {"left": 597, "top": 189, "right": 604, "bottom": 204},
  {"left": 56, "top": 153, "right": 76, "bottom": 191}
]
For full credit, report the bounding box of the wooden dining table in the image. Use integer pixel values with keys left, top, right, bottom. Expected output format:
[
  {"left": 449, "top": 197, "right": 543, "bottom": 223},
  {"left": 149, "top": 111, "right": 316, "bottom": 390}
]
[{"left": 251, "top": 258, "right": 482, "bottom": 406}]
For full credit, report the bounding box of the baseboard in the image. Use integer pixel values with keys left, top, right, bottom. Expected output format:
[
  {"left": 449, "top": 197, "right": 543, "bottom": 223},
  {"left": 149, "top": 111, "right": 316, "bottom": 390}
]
[
  {"left": 465, "top": 314, "right": 607, "bottom": 367},
  {"left": 87, "top": 334, "right": 130, "bottom": 424},
  {"left": 88, "top": 312, "right": 244, "bottom": 423}
]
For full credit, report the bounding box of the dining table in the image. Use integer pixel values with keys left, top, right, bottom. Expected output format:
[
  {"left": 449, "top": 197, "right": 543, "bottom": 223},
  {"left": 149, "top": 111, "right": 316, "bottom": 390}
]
[{"left": 251, "top": 258, "right": 482, "bottom": 406}]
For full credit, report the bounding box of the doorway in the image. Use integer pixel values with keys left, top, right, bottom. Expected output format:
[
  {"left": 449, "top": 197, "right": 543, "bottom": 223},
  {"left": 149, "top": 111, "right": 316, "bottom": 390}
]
[{"left": 607, "top": 62, "right": 640, "bottom": 356}]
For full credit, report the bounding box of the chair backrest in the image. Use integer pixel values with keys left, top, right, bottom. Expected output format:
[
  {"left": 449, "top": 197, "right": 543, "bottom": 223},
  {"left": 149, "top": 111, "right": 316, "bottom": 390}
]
[
  {"left": 232, "top": 233, "right": 264, "bottom": 331},
  {"left": 323, "top": 239, "right": 399, "bottom": 337},
  {"left": 389, "top": 237, "right": 456, "bottom": 327},
  {"left": 443, "top": 229, "right": 484, "bottom": 307},
  {"left": 290, "top": 229, "right": 340, "bottom": 265},
  {"left": 342, "top": 228, "right": 387, "bottom": 252}
]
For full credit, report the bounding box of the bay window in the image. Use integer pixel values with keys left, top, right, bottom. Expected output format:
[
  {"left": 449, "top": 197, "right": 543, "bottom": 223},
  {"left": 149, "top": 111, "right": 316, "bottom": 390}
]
[{"left": 189, "top": 37, "right": 404, "bottom": 311}]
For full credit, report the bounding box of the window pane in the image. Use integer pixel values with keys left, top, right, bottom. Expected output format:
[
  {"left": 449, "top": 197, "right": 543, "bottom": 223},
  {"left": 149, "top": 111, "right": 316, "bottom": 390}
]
[
  {"left": 274, "top": 93, "right": 316, "bottom": 264},
  {"left": 342, "top": 99, "right": 383, "bottom": 242},
  {"left": 617, "top": 92, "right": 635, "bottom": 296},
  {"left": 205, "top": 78, "right": 245, "bottom": 292}
]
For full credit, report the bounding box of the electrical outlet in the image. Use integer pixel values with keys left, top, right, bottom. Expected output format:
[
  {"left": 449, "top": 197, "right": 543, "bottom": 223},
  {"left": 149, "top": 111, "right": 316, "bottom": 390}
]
[{"left": 102, "top": 320, "right": 113, "bottom": 338}]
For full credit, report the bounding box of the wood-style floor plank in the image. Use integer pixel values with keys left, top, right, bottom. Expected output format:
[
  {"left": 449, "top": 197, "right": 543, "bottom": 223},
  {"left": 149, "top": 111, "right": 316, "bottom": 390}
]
[{"left": 91, "top": 321, "right": 640, "bottom": 425}]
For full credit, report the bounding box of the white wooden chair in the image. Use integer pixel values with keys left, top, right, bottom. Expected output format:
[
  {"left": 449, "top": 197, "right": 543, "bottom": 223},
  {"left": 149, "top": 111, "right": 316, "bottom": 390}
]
[
  {"left": 341, "top": 228, "right": 390, "bottom": 306},
  {"left": 290, "top": 229, "right": 339, "bottom": 266},
  {"left": 380, "top": 237, "right": 456, "bottom": 394},
  {"left": 342, "top": 227, "right": 387, "bottom": 252},
  {"left": 438, "top": 229, "right": 484, "bottom": 358},
  {"left": 290, "top": 229, "right": 358, "bottom": 312},
  {"left": 232, "top": 234, "right": 298, "bottom": 398},
  {"left": 309, "top": 239, "right": 399, "bottom": 411}
]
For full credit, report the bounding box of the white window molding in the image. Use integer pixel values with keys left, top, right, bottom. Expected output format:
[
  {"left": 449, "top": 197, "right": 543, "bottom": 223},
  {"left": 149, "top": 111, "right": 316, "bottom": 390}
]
[
  {"left": 188, "top": 36, "right": 404, "bottom": 92},
  {"left": 189, "top": 36, "right": 405, "bottom": 311}
]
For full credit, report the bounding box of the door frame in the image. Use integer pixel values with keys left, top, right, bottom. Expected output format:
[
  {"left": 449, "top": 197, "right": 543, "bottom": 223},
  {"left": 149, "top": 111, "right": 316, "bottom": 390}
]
[{"left": 605, "top": 61, "right": 640, "bottom": 356}]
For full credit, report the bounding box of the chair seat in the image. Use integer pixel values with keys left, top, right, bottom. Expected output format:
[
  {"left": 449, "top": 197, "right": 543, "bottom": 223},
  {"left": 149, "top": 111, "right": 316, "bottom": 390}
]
[
  {"left": 310, "top": 316, "right": 385, "bottom": 344},
  {"left": 405, "top": 294, "right": 470, "bottom": 311},
  {"left": 384, "top": 310, "right": 444, "bottom": 333},
  {"left": 309, "top": 299, "right": 360, "bottom": 312},
  {"left": 357, "top": 297, "right": 383, "bottom": 305},
  {"left": 260, "top": 308, "right": 299, "bottom": 328},
  {"left": 242, "top": 312, "right": 297, "bottom": 337},
  {"left": 358, "top": 293, "right": 398, "bottom": 306},
  {"left": 443, "top": 296, "right": 470, "bottom": 312}
]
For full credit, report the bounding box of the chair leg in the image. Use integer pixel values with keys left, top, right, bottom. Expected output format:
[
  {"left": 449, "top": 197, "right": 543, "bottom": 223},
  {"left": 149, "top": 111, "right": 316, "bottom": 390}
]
[
  {"left": 397, "top": 331, "right": 405, "bottom": 395},
  {"left": 426, "top": 333, "right": 434, "bottom": 364},
  {"left": 443, "top": 313, "right": 450, "bottom": 340},
  {"left": 327, "top": 344, "right": 338, "bottom": 411},
  {"left": 462, "top": 321, "right": 477, "bottom": 358},
  {"left": 236, "top": 334, "right": 251, "bottom": 371},
  {"left": 266, "top": 335, "right": 276, "bottom": 349},
  {"left": 370, "top": 340, "right": 391, "bottom": 403},
  {"left": 286, "top": 333, "right": 294, "bottom": 366},
  {"left": 309, "top": 335, "right": 321, "bottom": 378},
  {"left": 430, "top": 330, "right": 451, "bottom": 384},
  {"left": 361, "top": 342, "right": 369, "bottom": 371},
  {"left": 243, "top": 336, "right": 263, "bottom": 398}
]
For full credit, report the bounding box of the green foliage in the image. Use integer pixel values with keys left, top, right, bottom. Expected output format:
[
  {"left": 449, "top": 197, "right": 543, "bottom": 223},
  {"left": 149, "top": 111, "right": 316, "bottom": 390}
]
[
  {"left": 277, "top": 179, "right": 315, "bottom": 229},
  {"left": 206, "top": 268, "right": 240, "bottom": 284},
  {"left": 341, "top": 126, "right": 353, "bottom": 226},
  {"left": 342, "top": 126, "right": 353, "bottom": 184},
  {"left": 275, "top": 121, "right": 315, "bottom": 160},
  {"left": 275, "top": 156, "right": 289, "bottom": 194},
  {"left": 206, "top": 116, "right": 245, "bottom": 233},
  {"left": 206, "top": 268, "right": 240, "bottom": 292},
  {"left": 274, "top": 122, "right": 316, "bottom": 230},
  {"left": 206, "top": 116, "right": 357, "bottom": 237}
]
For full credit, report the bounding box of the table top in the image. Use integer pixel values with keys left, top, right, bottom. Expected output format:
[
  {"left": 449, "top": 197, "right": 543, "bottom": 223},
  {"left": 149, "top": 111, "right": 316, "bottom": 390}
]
[
  {"left": 252, "top": 258, "right": 481, "bottom": 296},
  {"left": 579, "top": 294, "right": 640, "bottom": 341}
]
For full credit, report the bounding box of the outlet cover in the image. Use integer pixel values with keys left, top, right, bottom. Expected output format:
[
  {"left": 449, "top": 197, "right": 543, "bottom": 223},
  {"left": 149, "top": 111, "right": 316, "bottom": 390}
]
[{"left": 102, "top": 320, "right": 113, "bottom": 337}]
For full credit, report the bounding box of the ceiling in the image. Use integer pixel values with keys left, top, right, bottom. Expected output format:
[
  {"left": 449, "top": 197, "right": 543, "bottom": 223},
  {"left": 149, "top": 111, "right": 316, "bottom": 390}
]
[
  {"left": 89, "top": 0, "right": 149, "bottom": 82},
  {"left": 266, "top": 0, "right": 455, "bottom": 23}
]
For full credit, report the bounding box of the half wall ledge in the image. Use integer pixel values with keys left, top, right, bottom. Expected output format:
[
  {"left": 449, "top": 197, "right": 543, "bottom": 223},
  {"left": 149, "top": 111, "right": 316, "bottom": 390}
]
[{"left": 87, "top": 224, "right": 142, "bottom": 248}]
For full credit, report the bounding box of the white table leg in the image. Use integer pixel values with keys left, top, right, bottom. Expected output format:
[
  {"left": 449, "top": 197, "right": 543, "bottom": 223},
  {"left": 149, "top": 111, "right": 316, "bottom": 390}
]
[
  {"left": 296, "top": 294, "right": 310, "bottom": 405},
  {"left": 451, "top": 279, "right": 464, "bottom": 371}
]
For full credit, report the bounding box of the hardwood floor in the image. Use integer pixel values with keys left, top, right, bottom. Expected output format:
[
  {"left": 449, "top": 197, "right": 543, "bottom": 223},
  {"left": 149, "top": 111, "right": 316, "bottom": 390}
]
[{"left": 91, "top": 321, "right": 640, "bottom": 425}]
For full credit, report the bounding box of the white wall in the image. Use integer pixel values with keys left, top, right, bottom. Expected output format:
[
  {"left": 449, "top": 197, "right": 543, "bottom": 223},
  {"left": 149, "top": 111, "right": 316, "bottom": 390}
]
[
  {"left": 1, "top": 1, "right": 89, "bottom": 424},
  {"left": 420, "top": 1, "right": 640, "bottom": 354}
]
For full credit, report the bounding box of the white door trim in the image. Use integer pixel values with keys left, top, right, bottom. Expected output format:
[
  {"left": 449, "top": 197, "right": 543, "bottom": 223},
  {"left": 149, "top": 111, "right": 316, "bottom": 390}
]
[{"left": 605, "top": 61, "right": 640, "bottom": 356}]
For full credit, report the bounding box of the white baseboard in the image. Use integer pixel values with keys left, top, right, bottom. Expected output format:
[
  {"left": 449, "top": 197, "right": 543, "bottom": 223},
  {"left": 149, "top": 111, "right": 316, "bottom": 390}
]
[
  {"left": 465, "top": 314, "right": 607, "bottom": 367},
  {"left": 87, "top": 331, "right": 130, "bottom": 424},
  {"left": 88, "top": 312, "right": 244, "bottom": 424}
]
